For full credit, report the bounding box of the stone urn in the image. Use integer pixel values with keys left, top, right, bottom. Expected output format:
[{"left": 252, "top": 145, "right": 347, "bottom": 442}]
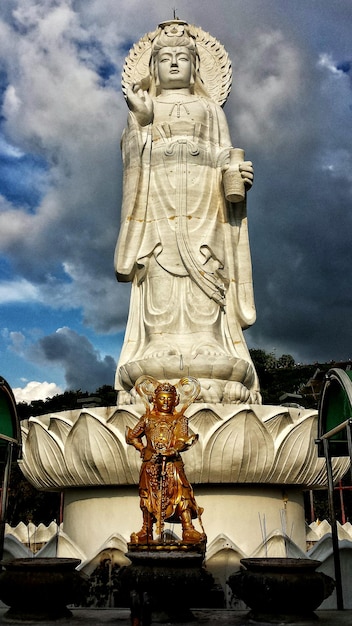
[
  {"left": 0, "top": 557, "right": 84, "bottom": 621},
  {"left": 227, "top": 557, "right": 335, "bottom": 623}
]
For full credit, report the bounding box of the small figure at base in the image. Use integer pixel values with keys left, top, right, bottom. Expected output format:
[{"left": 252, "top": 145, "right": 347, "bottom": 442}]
[{"left": 126, "top": 377, "right": 205, "bottom": 545}]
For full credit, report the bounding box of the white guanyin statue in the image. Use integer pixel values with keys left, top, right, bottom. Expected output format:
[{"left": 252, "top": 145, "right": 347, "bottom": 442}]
[{"left": 114, "top": 20, "right": 261, "bottom": 404}]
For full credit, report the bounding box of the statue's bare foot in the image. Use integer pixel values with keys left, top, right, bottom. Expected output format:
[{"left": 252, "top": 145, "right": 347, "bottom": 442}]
[
  {"left": 223, "top": 381, "right": 251, "bottom": 404},
  {"left": 145, "top": 344, "right": 179, "bottom": 358},
  {"left": 192, "top": 343, "right": 226, "bottom": 357},
  {"left": 198, "top": 380, "right": 224, "bottom": 403}
]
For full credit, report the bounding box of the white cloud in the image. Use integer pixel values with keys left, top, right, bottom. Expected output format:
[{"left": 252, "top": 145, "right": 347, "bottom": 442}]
[
  {"left": 3, "top": 84, "right": 21, "bottom": 117},
  {"left": 0, "top": 279, "right": 40, "bottom": 303},
  {"left": 13, "top": 380, "right": 63, "bottom": 403},
  {"left": 8, "top": 331, "right": 26, "bottom": 355},
  {"left": 318, "top": 53, "right": 342, "bottom": 75},
  {"left": 230, "top": 29, "right": 302, "bottom": 147},
  {"left": 0, "top": 136, "right": 24, "bottom": 158},
  {"left": 0, "top": 3, "right": 123, "bottom": 332}
]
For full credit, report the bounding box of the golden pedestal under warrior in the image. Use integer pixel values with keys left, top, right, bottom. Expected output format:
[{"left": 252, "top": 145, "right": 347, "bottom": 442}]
[{"left": 126, "top": 376, "right": 205, "bottom": 545}]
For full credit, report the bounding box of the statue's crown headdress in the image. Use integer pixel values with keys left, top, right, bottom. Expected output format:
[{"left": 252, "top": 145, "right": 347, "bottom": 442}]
[
  {"left": 151, "top": 20, "right": 196, "bottom": 54},
  {"left": 158, "top": 20, "right": 190, "bottom": 37}
]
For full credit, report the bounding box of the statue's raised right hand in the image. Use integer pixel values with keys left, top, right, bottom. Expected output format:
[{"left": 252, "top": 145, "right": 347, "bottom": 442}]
[{"left": 126, "top": 83, "right": 153, "bottom": 126}]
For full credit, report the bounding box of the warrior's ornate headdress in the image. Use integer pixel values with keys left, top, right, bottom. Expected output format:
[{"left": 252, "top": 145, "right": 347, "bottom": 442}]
[
  {"left": 122, "top": 20, "right": 232, "bottom": 106},
  {"left": 154, "top": 382, "right": 177, "bottom": 397},
  {"left": 135, "top": 375, "right": 201, "bottom": 414}
]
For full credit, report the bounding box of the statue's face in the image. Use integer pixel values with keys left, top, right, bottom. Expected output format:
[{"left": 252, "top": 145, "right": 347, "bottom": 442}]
[
  {"left": 157, "top": 46, "right": 193, "bottom": 90},
  {"left": 154, "top": 391, "right": 176, "bottom": 413}
]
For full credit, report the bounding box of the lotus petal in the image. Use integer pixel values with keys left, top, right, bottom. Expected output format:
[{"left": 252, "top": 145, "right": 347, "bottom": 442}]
[
  {"left": 258, "top": 409, "right": 294, "bottom": 440},
  {"left": 268, "top": 414, "right": 318, "bottom": 484},
  {"left": 65, "top": 411, "right": 134, "bottom": 485},
  {"left": 201, "top": 409, "right": 275, "bottom": 482},
  {"left": 48, "top": 414, "right": 73, "bottom": 443},
  {"left": 20, "top": 418, "right": 69, "bottom": 489}
]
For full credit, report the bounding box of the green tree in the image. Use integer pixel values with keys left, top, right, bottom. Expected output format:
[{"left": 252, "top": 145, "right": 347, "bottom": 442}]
[{"left": 277, "top": 354, "right": 296, "bottom": 369}]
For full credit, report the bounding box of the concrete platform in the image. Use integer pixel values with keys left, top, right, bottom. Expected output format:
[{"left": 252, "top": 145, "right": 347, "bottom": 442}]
[{"left": 0, "top": 608, "right": 351, "bottom": 625}]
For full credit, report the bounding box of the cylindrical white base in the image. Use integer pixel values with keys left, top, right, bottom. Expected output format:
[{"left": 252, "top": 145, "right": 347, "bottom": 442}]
[
  {"left": 199, "top": 484, "right": 306, "bottom": 554},
  {"left": 62, "top": 483, "right": 306, "bottom": 561}
]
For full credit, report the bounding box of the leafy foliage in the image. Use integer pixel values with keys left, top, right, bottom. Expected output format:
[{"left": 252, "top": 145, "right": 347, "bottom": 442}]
[
  {"left": 6, "top": 463, "right": 61, "bottom": 526},
  {"left": 250, "top": 349, "right": 352, "bottom": 408},
  {"left": 16, "top": 386, "right": 117, "bottom": 421}
]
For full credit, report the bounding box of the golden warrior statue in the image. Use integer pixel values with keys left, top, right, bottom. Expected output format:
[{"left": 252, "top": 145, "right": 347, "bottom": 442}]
[{"left": 126, "top": 376, "right": 205, "bottom": 544}]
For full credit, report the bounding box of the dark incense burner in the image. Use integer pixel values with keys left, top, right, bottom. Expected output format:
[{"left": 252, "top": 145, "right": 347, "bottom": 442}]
[
  {"left": 228, "top": 557, "right": 335, "bottom": 623},
  {"left": 0, "top": 557, "right": 83, "bottom": 622}
]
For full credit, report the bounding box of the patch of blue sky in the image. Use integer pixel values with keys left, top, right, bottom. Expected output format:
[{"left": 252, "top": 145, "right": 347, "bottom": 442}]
[
  {"left": 0, "top": 302, "right": 79, "bottom": 336},
  {"left": 119, "top": 39, "right": 135, "bottom": 56},
  {"left": 83, "top": 327, "right": 122, "bottom": 359},
  {"left": 0, "top": 303, "right": 72, "bottom": 388},
  {"left": 1, "top": 347, "right": 65, "bottom": 391},
  {"left": 0, "top": 69, "right": 8, "bottom": 99},
  {"left": 336, "top": 60, "right": 351, "bottom": 75},
  {"left": 0, "top": 147, "right": 49, "bottom": 211},
  {"left": 0, "top": 301, "right": 119, "bottom": 390},
  {"left": 0, "top": 71, "right": 9, "bottom": 126},
  {"left": 0, "top": 256, "right": 13, "bottom": 279},
  {"left": 97, "top": 60, "right": 117, "bottom": 84},
  {"left": 75, "top": 38, "right": 117, "bottom": 86}
]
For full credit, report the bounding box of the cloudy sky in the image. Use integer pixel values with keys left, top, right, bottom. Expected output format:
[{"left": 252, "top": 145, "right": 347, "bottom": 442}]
[{"left": 0, "top": 0, "right": 351, "bottom": 402}]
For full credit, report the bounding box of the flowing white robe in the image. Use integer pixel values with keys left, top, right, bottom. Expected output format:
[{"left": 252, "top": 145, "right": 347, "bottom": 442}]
[{"left": 114, "top": 95, "right": 259, "bottom": 401}]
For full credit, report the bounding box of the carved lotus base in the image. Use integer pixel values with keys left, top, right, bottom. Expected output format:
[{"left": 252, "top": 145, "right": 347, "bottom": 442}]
[
  {"left": 19, "top": 403, "right": 349, "bottom": 491},
  {"left": 118, "top": 355, "right": 259, "bottom": 403}
]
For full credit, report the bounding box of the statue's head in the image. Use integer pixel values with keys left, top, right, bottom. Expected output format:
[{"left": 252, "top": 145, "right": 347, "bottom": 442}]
[
  {"left": 153, "top": 382, "right": 179, "bottom": 413},
  {"left": 150, "top": 21, "right": 199, "bottom": 94},
  {"left": 122, "top": 21, "right": 231, "bottom": 106}
]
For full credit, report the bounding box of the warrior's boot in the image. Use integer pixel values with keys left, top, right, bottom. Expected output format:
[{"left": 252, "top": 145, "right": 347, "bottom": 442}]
[
  {"left": 181, "top": 510, "right": 205, "bottom": 543},
  {"left": 130, "top": 509, "right": 153, "bottom": 544}
]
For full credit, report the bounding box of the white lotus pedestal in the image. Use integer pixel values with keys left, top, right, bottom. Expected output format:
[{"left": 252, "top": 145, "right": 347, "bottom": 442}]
[{"left": 19, "top": 403, "right": 349, "bottom": 602}]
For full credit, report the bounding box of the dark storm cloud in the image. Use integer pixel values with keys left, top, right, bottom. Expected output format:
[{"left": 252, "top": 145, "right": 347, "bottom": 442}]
[{"left": 30, "top": 327, "right": 116, "bottom": 391}]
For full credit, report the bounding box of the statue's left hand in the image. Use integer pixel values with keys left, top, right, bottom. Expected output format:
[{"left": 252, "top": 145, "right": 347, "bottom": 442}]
[
  {"left": 126, "top": 83, "right": 153, "bottom": 126},
  {"left": 239, "top": 161, "right": 254, "bottom": 189}
]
